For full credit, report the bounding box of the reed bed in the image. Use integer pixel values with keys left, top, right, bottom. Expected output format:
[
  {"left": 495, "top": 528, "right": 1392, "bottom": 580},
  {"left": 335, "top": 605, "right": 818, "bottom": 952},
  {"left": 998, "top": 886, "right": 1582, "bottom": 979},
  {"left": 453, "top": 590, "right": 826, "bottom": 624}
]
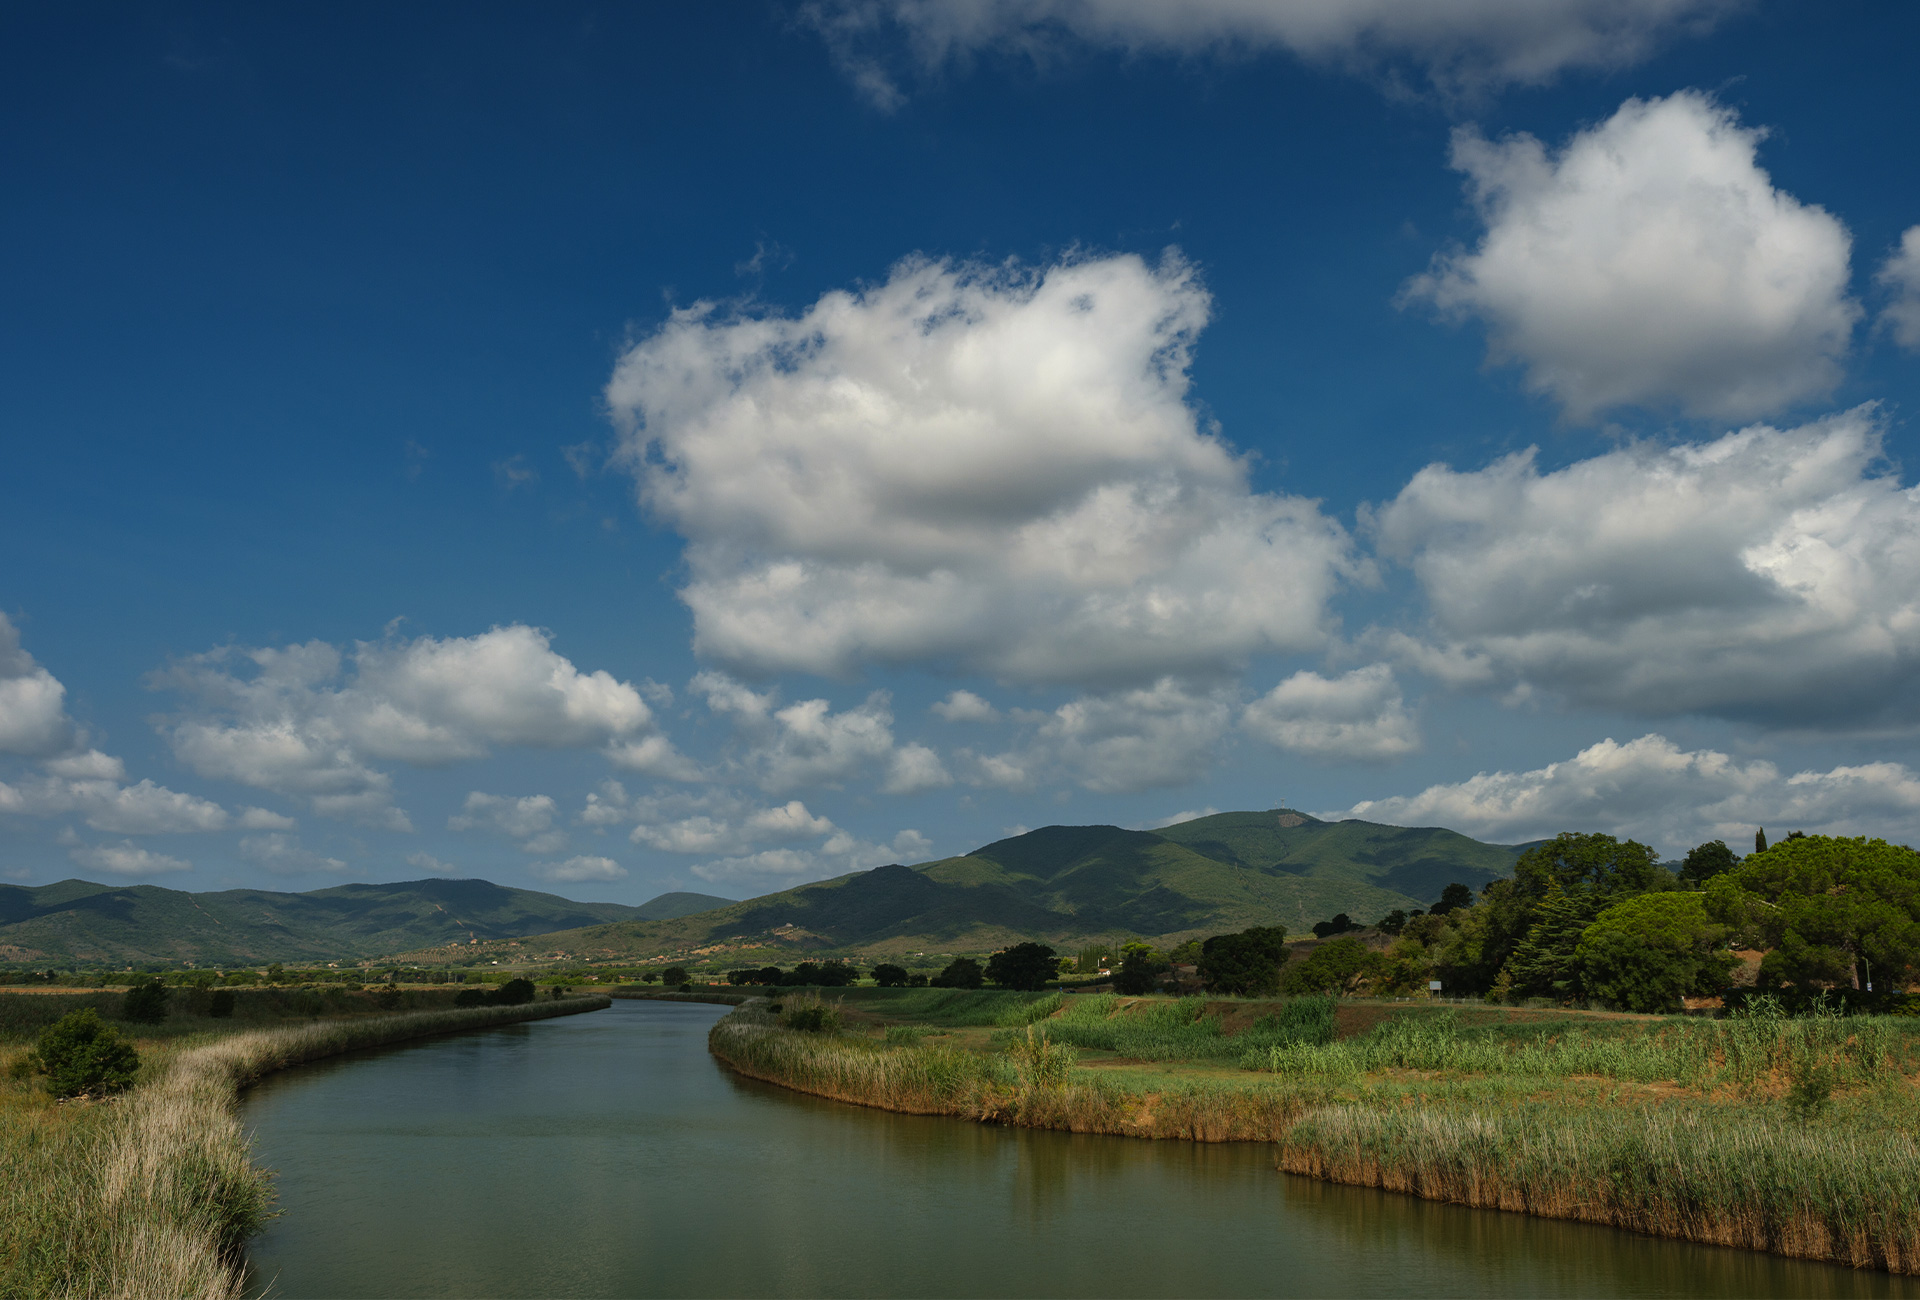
[
  {"left": 1246, "top": 1006, "right": 1908, "bottom": 1093},
  {"left": 1279, "top": 1101, "right": 1920, "bottom": 1272},
  {"left": 1, "top": 995, "right": 608, "bottom": 1299},
  {"left": 706, "top": 995, "right": 1920, "bottom": 1273},
  {"left": 1038, "top": 994, "right": 1338, "bottom": 1061}
]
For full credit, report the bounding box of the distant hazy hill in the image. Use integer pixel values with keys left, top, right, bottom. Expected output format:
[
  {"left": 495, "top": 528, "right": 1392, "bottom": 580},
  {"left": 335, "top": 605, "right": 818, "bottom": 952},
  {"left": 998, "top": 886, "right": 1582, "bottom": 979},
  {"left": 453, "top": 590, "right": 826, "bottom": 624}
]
[
  {"left": 416, "top": 812, "right": 1526, "bottom": 964},
  {"left": 0, "top": 878, "right": 724, "bottom": 967}
]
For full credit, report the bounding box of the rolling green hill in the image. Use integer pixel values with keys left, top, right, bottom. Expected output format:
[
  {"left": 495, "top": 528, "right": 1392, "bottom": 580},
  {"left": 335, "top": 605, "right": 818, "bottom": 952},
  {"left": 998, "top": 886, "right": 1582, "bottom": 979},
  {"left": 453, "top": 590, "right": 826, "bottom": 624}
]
[
  {"left": 405, "top": 811, "right": 1527, "bottom": 965},
  {"left": 0, "top": 878, "right": 724, "bottom": 967}
]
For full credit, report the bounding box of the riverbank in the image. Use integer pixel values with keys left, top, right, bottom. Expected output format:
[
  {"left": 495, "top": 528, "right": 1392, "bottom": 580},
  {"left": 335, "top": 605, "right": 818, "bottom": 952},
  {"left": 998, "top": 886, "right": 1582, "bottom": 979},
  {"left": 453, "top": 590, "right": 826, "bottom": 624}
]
[
  {"left": 1, "top": 993, "right": 609, "bottom": 1298},
  {"left": 706, "top": 990, "right": 1920, "bottom": 1273}
]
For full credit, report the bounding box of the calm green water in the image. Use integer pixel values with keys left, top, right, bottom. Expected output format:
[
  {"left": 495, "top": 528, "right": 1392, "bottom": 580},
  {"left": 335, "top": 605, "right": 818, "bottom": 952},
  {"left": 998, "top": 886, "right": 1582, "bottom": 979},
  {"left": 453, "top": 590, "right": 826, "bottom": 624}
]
[{"left": 242, "top": 999, "right": 1916, "bottom": 1298}]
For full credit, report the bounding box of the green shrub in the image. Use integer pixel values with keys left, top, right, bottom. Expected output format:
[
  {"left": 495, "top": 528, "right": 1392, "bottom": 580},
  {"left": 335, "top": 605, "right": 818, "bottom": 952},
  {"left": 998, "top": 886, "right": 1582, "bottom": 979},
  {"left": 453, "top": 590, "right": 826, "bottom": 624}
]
[
  {"left": 781, "top": 993, "right": 843, "bottom": 1033},
  {"left": 121, "top": 978, "right": 169, "bottom": 1025},
  {"left": 494, "top": 978, "right": 536, "bottom": 1006},
  {"left": 29, "top": 1008, "right": 142, "bottom": 1098}
]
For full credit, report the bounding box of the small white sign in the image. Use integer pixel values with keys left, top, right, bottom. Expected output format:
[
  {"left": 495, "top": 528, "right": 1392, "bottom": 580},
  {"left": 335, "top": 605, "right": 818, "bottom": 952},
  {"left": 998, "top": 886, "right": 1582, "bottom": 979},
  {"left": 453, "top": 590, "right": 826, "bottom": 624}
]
[{"left": 1428, "top": 980, "right": 1443, "bottom": 991}]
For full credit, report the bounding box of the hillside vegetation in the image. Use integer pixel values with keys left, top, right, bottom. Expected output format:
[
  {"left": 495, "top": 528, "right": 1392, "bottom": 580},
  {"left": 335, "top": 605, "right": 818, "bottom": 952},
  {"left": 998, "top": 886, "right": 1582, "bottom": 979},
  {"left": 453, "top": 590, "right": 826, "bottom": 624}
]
[
  {"left": 0, "top": 878, "right": 727, "bottom": 967},
  {"left": 408, "top": 812, "right": 1525, "bottom": 965}
]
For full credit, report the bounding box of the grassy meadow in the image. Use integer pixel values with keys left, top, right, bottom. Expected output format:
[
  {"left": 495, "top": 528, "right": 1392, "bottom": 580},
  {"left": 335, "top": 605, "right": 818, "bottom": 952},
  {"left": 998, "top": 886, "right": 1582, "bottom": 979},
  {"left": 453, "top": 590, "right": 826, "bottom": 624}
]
[
  {"left": 0, "top": 986, "right": 610, "bottom": 1299},
  {"left": 703, "top": 986, "right": 1920, "bottom": 1273}
]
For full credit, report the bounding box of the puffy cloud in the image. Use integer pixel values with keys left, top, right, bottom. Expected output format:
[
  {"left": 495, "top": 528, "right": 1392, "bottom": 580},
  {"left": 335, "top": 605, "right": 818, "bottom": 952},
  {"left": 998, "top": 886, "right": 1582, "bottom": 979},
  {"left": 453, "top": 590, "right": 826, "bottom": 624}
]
[
  {"left": 630, "top": 796, "right": 838, "bottom": 856},
  {"left": 531, "top": 855, "right": 627, "bottom": 883},
  {"left": 236, "top": 807, "right": 296, "bottom": 830},
  {"left": 694, "top": 673, "right": 899, "bottom": 792},
  {"left": 1877, "top": 226, "right": 1920, "bottom": 351},
  {"left": 807, "top": 0, "right": 1736, "bottom": 106},
  {"left": 1405, "top": 93, "right": 1857, "bottom": 422},
  {"left": 70, "top": 840, "right": 192, "bottom": 878},
  {"left": 604, "top": 735, "right": 704, "bottom": 782},
  {"left": 1333, "top": 733, "right": 1920, "bottom": 852},
  {"left": 155, "top": 625, "right": 663, "bottom": 826},
  {"left": 0, "top": 614, "right": 74, "bottom": 756},
  {"left": 405, "top": 851, "right": 460, "bottom": 876},
  {"left": 690, "top": 828, "right": 934, "bottom": 890},
  {"left": 0, "top": 769, "right": 230, "bottom": 834},
  {"left": 932, "top": 690, "right": 1000, "bottom": 723},
  {"left": 883, "top": 743, "right": 953, "bottom": 795},
  {"left": 43, "top": 750, "right": 123, "bottom": 781},
  {"left": 449, "top": 792, "right": 567, "bottom": 855},
  {"left": 1242, "top": 664, "right": 1419, "bottom": 761},
  {"left": 1371, "top": 409, "right": 1920, "bottom": 727},
  {"left": 965, "top": 678, "right": 1233, "bottom": 793},
  {"left": 609, "top": 254, "right": 1357, "bottom": 687},
  {"left": 239, "top": 833, "right": 352, "bottom": 876}
]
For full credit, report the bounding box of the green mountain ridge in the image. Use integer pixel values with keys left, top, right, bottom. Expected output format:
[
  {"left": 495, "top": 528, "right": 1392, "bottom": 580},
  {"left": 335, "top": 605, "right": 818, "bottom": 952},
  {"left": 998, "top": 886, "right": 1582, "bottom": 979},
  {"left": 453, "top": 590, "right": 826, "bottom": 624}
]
[
  {"left": 0, "top": 878, "right": 732, "bottom": 967},
  {"left": 407, "top": 811, "right": 1528, "bottom": 964}
]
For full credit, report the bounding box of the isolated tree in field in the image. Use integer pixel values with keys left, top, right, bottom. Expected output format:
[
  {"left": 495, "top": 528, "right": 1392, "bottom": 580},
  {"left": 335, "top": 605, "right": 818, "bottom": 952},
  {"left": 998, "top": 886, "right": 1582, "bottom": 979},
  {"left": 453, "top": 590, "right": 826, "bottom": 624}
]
[
  {"left": 660, "top": 966, "right": 690, "bottom": 986},
  {"left": 1197, "top": 926, "right": 1290, "bottom": 996},
  {"left": 494, "top": 978, "right": 537, "bottom": 1004},
  {"left": 121, "top": 977, "right": 169, "bottom": 1025},
  {"left": 1681, "top": 840, "right": 1740, "bottom": 887},
  {"left": 870, "top": 963, "right": 909, "bottom": 987},
  {"left": 1311, "top": 913, "right": 1358, "bottom": 939},
  {"left": 29, "top": 1008, "right": 141, "bottom": 1099},
  {"left": 1709, "top": 835, "right": 1920, "bottom": 991},
  {"left": 986, "top": 942, "right": 1060, "bottom": 991},
  {"left": 1576, "top": 892, "right": 1736, "bottom": 1013},
  {"left": 932, "top": 957, "right": 984, "bottom": 989},
  {"left": 1431, "top": 883, "right": 1475, "bottom": 915}
]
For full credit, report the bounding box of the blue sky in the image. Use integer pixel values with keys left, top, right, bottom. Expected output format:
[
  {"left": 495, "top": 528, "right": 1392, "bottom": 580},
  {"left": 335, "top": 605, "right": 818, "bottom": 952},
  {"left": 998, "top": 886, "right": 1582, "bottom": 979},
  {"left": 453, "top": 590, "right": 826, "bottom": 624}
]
[{"left": 5, "top": 0, "right": 1920, "bottom": 904}]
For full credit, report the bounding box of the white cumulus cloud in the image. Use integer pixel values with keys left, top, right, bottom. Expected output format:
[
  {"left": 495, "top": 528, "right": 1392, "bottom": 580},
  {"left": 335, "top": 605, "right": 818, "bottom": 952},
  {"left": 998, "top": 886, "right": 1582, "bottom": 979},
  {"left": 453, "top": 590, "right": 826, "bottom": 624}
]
[
  {"left": 608, "top": 254, "right": 1357, "bottom": 687},
  {"left": 239, "top": 833, "right": 352, "bottom": 876},
  {"left": 1332, "top": 733, "right": 1920, "bottom": 853},
  {"left": 1370, "top": 408, "right": 1920, "bottom": 727},
  {"left": 155, "top": 624, "right": 666, "bottom": 828},
  {"left": 1242, "top": 664, "right": 1419, "bottom": 761},
  {"left": 932, "top": 690, "right": 1000, "bottom": 723},
  {"left": 694, "top": 673, "right": 900, "bottom": 792},
  {"left": 531, "top": 855, "right": 627, "bottom": 884},
  {"left": 690, "top": 828, "right": 934, "bottom": 891},
  {"left": 450, "top": 792, "right": 567, "bottom": 855},
  {"left": 1877, "top": 226, "right": 1920, "bottom": 352},
  {"left": 965, "top": 678, "right": 1233, "bottom": 793},
  {"left": 405, "top": 851, "right": 460, "bottom": 876},
  {"left": 0, "top": 614, "right": 75, "bottom": 756},
  {"left": 70, "top": 840, "right": 192, "bottom": 878},
  {"left": 807, "top": 0, "right": 1737, "bottom": 106},
  {"left": 1405, "top": 92, "right": 1858, "bottom": 423}
]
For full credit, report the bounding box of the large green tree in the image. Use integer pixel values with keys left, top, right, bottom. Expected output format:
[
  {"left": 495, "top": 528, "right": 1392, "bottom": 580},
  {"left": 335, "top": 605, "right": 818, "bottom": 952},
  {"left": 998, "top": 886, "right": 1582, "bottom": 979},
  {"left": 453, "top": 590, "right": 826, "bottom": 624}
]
[
  {"left": 1708, "top": 835, "right": 1920, "bottom": 991},
  {"left": 1487, "top": 832, "right": 1671, "bottom": 1001},
  {"left": 1196, "top": 926, "right": 1289, "bottom": 996},
  {"left": 1576, "top": 892, "right": 1736, "bottom": 1013},
  {"left": 985, "top": 942, "right": 1060, "bottom": 991}
]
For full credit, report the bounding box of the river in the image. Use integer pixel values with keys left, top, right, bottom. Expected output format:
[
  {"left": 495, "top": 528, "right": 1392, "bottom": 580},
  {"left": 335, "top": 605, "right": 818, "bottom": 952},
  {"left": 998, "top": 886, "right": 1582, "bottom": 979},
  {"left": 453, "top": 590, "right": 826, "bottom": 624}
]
[{"left": 241, "top": 998, "right": 1915, "bottom": 1298}]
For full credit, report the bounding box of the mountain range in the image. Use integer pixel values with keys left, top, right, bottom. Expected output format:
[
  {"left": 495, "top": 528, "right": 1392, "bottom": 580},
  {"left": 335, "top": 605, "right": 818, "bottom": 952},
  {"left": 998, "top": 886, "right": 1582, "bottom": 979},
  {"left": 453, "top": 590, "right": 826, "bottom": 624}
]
[
  {"left": 394, "top": 811, "right": 1529, "bottom": 965},
  {"left": 0, "top": 877, "right": 732, "bottom": 967}
]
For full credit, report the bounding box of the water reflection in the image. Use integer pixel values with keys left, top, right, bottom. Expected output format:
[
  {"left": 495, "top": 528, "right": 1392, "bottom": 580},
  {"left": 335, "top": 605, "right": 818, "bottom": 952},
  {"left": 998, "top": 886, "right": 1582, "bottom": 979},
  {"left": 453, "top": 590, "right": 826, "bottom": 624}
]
[{"left": 243, "top": 999, "right": 1917, "bottom": 1299}]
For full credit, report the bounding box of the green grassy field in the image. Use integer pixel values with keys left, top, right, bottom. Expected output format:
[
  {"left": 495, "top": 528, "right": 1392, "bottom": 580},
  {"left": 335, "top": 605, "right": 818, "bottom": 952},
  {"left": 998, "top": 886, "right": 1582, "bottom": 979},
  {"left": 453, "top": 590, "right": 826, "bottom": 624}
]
[{"left": 704, "top": 987, "right": 1920, "bottom": 1273}]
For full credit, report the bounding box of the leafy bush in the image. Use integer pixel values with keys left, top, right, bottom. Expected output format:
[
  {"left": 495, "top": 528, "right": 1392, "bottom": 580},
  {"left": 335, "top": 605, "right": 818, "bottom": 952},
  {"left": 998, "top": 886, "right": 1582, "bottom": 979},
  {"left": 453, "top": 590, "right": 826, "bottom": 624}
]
[
  {"left": 781, "top": 993, "right": 843, "bottom": 1033},
  {"left": 28, "top": 1008, "right": 141, "bottom": 1098},
  {"left": 1282, "top": 938, "right": 1381, "bottom": 994},
  {"left": 931, "top": 957, "right": 983, "bottom": 989},
  {"left": 121, "top": 978, "right": 169, "bottom": 1025},
  {"left": 494, "top": 978, "right": 536, "bottom": 1005}
]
